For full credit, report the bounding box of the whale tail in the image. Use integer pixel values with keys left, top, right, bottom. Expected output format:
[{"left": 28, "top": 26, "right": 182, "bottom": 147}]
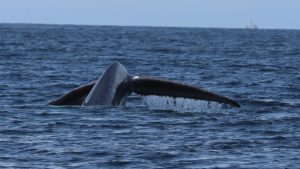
[
  {"left": 48, "top": 81, "right": 95, "bottom": 106},
  {"left": 131, "top": 77, "right": 240, "bottom": 108},
  {"left": 49, "top": 62, "right": 240, "bottom": 108}
]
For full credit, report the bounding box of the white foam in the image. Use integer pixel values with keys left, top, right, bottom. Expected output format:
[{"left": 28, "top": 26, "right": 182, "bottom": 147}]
[{"left": 142, "top": 95, "right": 223, "bottom": 113}]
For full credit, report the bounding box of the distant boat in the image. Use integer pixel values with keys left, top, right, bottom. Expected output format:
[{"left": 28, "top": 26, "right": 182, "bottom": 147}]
[{"left": 246, "top": 21, "right": 258, "bottom": 30}]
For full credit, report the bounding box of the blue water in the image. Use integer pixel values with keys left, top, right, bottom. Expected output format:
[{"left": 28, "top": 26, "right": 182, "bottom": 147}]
[{"left": 0, "top": 24, "right": 300, "bottom": 168}]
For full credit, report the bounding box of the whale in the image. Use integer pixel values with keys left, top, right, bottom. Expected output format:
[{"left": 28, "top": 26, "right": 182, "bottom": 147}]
[{"left": 49, "top": 62, "right": 240, "bottom": 108}]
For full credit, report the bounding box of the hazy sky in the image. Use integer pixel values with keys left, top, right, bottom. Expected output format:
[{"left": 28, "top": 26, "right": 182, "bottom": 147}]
[{"left": 0, "top": 0, "right": 299, "bottom": 29}]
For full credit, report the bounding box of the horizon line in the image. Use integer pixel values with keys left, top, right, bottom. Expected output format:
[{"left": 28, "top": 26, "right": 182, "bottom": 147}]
[{"left": 0, "top": 22, "right": 299, "bottom": 31}]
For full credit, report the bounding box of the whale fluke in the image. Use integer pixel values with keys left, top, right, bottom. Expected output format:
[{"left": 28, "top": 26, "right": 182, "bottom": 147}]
[
  {"left": 131, "top": 77, "right": 240, "bottom": 108},
  {"left": 49, "top": 81, "right": 95, "bottom": 105},
  {"left": 49, "top": 62, "right": 240, "bottom": 108}
]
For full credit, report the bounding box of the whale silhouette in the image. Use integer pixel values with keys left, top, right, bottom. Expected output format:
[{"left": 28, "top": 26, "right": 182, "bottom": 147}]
[{"left": 49, "top": 62, "right": 240, "bottom": 108}]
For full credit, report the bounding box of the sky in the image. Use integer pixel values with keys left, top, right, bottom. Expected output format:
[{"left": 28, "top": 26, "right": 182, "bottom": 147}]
[{"left": 0, "top": 0, "right": 299, "bottom": 29}]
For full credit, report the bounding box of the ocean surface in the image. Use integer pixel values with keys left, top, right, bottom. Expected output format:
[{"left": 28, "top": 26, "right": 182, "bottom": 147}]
[{"left": 0, "top": 24, "right": 299, "bottom": 168}]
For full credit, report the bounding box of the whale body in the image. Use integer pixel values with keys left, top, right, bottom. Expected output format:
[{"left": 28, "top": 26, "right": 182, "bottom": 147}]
[{"left": 49, "top": 62, "right": 240, "bottom": 108}]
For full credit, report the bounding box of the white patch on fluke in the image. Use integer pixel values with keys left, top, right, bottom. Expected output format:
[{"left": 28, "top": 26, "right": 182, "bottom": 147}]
[{"left": 143, "top": 95, "right": 222, "bottom": 113}]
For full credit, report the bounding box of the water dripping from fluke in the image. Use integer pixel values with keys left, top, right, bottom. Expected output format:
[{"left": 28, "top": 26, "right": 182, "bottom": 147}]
[{"left": 143, "top": 95, "right": 223, "bottom": 113}]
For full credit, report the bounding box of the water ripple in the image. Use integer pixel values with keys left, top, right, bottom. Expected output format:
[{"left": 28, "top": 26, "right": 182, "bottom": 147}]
[{"left": 0, "top": 24, "right": 299, "bottom": 168}]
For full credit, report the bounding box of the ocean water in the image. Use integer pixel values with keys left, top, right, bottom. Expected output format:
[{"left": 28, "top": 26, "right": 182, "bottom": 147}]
[{"left": 0, "top": 24, "right": 299, "bottom": 168}]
